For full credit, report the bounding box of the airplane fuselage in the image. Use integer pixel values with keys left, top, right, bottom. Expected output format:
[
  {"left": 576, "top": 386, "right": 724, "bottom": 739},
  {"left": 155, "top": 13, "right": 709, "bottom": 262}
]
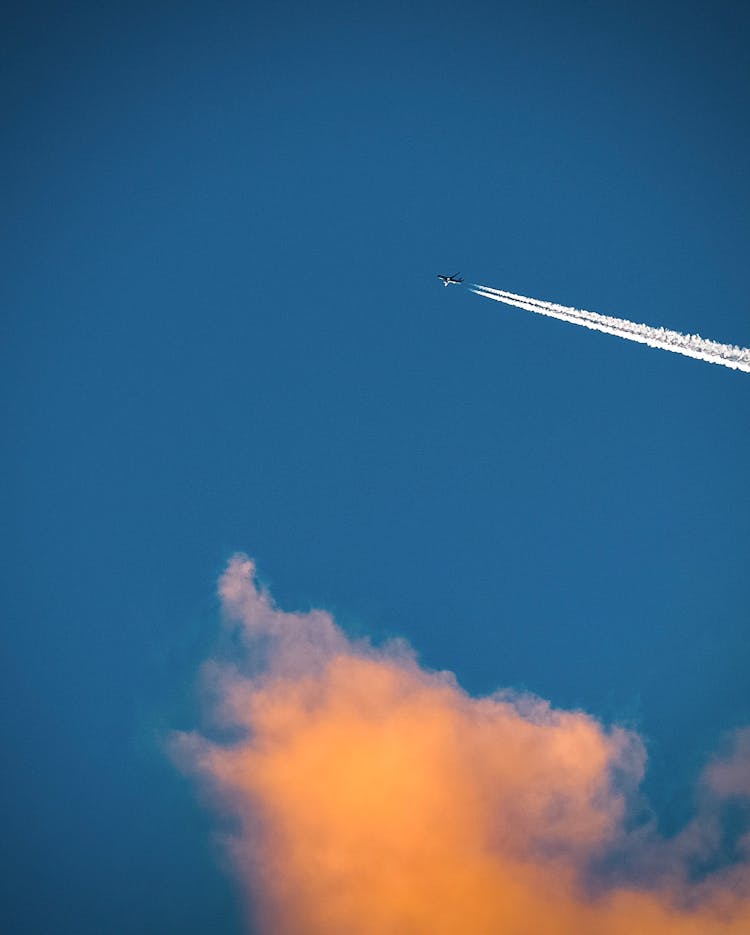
[{"left": 438, "top": 274, "right": 463, "bottom": 286}]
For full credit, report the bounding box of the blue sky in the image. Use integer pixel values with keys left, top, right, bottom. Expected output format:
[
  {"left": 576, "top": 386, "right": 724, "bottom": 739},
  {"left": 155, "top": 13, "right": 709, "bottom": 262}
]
[{"left": 2, "top": 2, "right": 749, "bottom": 932}]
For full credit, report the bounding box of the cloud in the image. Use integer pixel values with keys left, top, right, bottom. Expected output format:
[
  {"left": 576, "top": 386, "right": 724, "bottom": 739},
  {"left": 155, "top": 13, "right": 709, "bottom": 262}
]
[
  {"left": 704, "top": 729, "right": 750, "bottom": 800},
  {"left": 173, "top": 555, "right": 750, "bottom": 934}
]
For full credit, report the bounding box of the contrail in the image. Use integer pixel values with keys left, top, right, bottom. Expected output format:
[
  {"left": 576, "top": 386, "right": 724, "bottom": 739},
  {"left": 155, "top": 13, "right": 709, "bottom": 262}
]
[{"left": 471, "top": 284, "right": 750, "bottom": 373}]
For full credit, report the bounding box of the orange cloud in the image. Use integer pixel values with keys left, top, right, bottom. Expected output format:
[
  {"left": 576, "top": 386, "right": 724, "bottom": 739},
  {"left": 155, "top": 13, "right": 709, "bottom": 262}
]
[{"left": 174, "top": 555, "right": 750, "bottom": 934}]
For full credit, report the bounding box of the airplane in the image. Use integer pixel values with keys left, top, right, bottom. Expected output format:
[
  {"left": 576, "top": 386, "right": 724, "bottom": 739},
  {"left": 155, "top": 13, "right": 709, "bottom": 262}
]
[{"left": 437, "top": 273, "right": 464, "bottom": 287}]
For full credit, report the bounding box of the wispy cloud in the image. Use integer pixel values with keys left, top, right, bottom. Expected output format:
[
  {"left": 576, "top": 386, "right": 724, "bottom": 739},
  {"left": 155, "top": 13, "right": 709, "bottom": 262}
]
[{"left": 173, "top": 555, "right": 750, "bottom": 934}]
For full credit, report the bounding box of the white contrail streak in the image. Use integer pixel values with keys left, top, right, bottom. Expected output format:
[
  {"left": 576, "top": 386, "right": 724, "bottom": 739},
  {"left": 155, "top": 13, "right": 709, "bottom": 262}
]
[{"left": 471, "top": 284, "right": 750, "bottom": 373}]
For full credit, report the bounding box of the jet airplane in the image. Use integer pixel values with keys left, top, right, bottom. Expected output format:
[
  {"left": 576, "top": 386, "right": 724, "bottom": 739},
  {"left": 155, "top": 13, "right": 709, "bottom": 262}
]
[{"left": 437, "top": 273, "right": 464, "bottom": 287}]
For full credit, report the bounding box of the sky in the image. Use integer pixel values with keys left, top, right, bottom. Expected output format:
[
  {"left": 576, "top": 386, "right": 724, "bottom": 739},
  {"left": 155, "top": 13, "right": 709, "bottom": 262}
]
[{"left": 2, "top": 1, "right": 749, "bottom": 933}]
